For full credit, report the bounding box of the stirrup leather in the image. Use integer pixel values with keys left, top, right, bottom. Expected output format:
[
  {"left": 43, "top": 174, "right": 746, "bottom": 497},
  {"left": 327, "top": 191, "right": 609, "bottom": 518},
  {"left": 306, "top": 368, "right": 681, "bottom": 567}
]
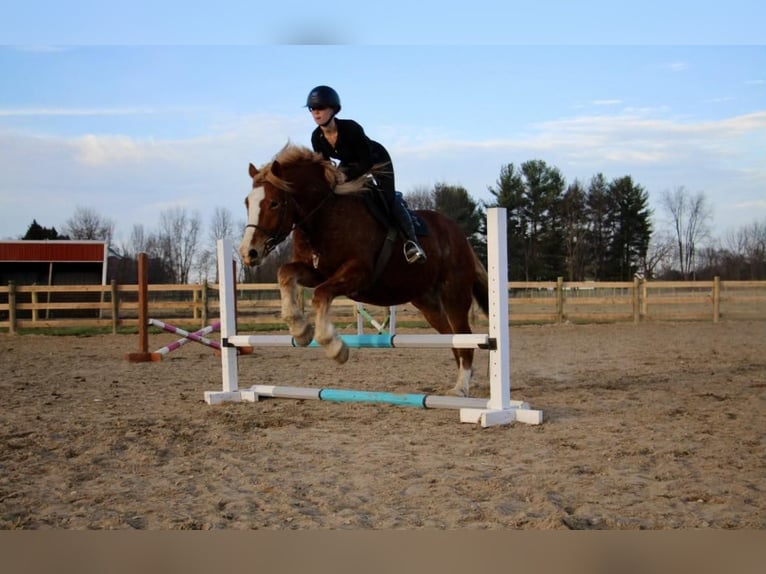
[{"left": 404, "top": 240, "right": 427, "bottom": 264}]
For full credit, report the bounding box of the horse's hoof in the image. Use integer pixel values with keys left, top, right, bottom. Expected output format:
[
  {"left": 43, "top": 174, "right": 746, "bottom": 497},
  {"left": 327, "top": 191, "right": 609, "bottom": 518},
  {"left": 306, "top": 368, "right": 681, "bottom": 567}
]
[
  {"left": 335, "top": 344, "right": 349, "bottom": 364},
  {"left": 449, "top": 387, "right": 468, "bottom": 397},
  {"left": 293, "top": 324, "right": 314, "bottom": 347},
  {"left": 326, "top": 339, "right": 349, "bottom": 364}
]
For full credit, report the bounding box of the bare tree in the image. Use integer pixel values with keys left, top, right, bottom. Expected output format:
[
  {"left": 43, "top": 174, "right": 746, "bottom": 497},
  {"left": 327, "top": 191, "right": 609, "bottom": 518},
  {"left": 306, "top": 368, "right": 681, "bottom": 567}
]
[
  {"left": 746, "top": 220, "right": 766, "bottom": 279},
  {"left": 63, "top": 206, "right": 115, "bottom": 244},
  {"left": 118, "top": 223, "right": 150, "bottom": 258},
  {"left": 722, "top": 227, "right": 749, "bottom": 279},
  {"left": 194, "top": 249, "right": 216, "bottom": 284},
  {"left": 157, "top": 207, "right": 202, "bottom": 284},
  {"left": 209, "top": 206, "right": 237, "bottom": 244},
  {"left": 643, "top": 231, "right": 676, "bottom": 279},
  {"left": 201, "top": 206, "right": 238, "bottom": 282},
  {"left": 735, "top": 219, "right": 766, "bottom": 279},
  {"left": 403, "top": 185, "right": 434, "bottom": 210},
  {"left": 660, "top": 187, "right": 712, "bottom": 279}
]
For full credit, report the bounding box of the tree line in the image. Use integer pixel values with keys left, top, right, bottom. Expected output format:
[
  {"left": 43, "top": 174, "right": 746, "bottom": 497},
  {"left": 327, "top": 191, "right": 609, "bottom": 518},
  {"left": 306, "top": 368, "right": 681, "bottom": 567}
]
[{"left": 17, "top": 159, "right": 766, "bottom": 283}]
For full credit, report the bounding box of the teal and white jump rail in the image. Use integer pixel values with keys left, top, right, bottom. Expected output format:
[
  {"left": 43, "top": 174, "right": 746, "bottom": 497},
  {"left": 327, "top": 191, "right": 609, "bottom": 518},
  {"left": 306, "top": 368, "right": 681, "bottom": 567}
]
[{"left": 233, "top": 384, "right": 531, "bottom": 411}]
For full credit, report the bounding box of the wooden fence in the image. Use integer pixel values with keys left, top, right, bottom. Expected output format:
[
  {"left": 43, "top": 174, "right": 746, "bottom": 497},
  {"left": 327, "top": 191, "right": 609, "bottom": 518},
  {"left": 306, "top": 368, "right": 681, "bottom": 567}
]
[{"left": 1, "top": 277, "right": 765, "bottom": 334}]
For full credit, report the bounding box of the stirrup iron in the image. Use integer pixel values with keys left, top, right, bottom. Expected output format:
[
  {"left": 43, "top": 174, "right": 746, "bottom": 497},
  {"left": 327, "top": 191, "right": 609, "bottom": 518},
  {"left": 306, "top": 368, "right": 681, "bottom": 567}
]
[{"left": 404, "top": 240, "right": 427, "bottom": 264}]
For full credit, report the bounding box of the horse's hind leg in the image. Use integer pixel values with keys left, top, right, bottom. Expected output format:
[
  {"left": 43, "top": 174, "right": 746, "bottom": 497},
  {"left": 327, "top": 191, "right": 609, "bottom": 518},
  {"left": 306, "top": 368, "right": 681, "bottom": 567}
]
[
  {"left": 452, "top": 349, "right": 475, "bottom": 398},
  {"left": 277, "top": 263, "right": 315, "bottom": 346},
  {"left": 447, "top": 314, "right": 476, "bottom": 398}
]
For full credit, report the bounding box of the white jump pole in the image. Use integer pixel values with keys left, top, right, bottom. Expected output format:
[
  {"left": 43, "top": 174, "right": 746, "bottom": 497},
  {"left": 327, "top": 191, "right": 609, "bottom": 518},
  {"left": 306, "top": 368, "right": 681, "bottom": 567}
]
[
  {"left": 225, "top": 333, "right": 491, "bottom": 348},
  {"left": 208, "top": 238, "right": 240, "bottom": 402},
  {"left": 458, "top": 207, "right": 542, "bottom": 425},
  {"left": 204, "top": 207, "right": 543, "bottom": 426}
]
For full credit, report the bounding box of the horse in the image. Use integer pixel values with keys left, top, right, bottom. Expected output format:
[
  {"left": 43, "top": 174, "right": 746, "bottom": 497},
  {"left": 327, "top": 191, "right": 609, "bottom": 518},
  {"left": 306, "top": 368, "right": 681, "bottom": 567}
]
[{"left": 238, "top": 143, "right": 490, "bottom": 397}]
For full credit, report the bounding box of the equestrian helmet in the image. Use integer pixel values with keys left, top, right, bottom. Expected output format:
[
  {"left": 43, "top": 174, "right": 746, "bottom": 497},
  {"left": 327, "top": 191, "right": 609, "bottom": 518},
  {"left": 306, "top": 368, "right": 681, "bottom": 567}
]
[{"left": 306, "top": 85, "right": 341, "bottom": 112}]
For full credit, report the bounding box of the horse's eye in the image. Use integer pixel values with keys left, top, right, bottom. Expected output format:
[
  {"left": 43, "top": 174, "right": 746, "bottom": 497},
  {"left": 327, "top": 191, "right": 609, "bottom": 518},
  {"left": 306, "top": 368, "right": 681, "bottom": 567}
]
[{"left": 269, "top": 200, "right": 280, "bottom": 209}]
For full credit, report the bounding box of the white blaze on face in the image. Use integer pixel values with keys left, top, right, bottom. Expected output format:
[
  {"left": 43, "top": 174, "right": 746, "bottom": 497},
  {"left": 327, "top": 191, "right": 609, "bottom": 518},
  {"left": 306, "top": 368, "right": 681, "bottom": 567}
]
[{"left": 239, "top": 185, "right": 266, "bottom": 263}]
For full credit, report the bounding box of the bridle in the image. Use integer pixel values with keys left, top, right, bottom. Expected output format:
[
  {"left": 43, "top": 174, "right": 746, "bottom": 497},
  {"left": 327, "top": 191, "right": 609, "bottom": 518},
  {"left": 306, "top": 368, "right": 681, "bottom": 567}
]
[
  {"left": 244, "top": 191, "right": 293, "bottom": 258},
  {"left": 244, "top": 185, "right": 335, "bottom": 257}
]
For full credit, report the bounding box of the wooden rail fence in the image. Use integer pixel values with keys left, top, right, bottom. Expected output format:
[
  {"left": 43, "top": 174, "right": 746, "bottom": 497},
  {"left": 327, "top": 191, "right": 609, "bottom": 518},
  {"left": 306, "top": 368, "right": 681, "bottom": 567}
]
[{"left": 1, "top": 277, "right": 765, "bottom": 334}]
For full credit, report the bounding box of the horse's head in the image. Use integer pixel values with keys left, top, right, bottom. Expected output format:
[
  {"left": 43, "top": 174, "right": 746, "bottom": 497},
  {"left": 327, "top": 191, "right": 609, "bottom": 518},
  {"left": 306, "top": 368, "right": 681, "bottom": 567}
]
[
  {"left": 239, "top": 161, "right": 295, "bottom": 267},
  {"left": 239, "top": 143, "right": 355, "bottom": 266}
]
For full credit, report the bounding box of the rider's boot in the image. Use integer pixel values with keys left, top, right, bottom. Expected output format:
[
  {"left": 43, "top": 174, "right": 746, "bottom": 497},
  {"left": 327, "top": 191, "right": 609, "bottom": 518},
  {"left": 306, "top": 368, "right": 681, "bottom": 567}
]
[{"left": 392, "top": 199, "right": 427, "bottom": 264}]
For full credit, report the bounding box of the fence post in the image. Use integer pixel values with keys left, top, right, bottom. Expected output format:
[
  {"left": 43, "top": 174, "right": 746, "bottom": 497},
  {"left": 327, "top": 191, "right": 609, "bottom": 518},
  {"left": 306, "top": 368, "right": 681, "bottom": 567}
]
[
  {"left": 641, "top": 280, "right": 649, "bottom": 319},
  {"left": 201, "top": 280, "right": 209, "bottom": 327},
  {"left": 632, "top": 276, "right": 640, "bottom": 323},
  {"left": 31, "top": 287, "right": 38, "bottom": 322},
  {"left": 713, "top": 276, "right": 720, "bottom": 323},
  {"left": 111, "top": 280, "right": 118, "bottom": 334},
  {"left": 556, "top": 277, "right": 564, "bottom": 324},
  {"left": 8, "top": 281, "right": 17, "bottom": 335},
  {"left": 125, "top": 253, "right": 153, "bottom": 362}
]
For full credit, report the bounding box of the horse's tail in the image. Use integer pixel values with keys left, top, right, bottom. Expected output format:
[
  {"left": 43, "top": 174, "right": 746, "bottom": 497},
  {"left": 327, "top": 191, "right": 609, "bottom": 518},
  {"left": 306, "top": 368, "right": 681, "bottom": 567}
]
[{"left": 471, "top": 248, "right": 490, "bottom": 316}]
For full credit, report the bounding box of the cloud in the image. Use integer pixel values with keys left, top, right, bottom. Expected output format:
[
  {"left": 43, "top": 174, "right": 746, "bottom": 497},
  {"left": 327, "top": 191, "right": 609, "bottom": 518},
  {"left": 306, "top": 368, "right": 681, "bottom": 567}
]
[
  {"left": 2, "top": 109, "right": 765, "bottom": 241},
  {"left": 592, "top": 99, "right": 622, "bottom": 106},
  {"left": 525, "top": 110, "right": 766, "bottom": 160},
  {"left": 51, "top": 112, "right": 310, "bottom": 167},
  {"left": 74, "top": 134, "right": 178, "bottom": 165},
  {"left": 0, "top": 107, "right": 168, "bottom": 117},
  {"left": 734, "top": 200, "right": 766, "bottom": 209},
  {"left": 9, "top": 45, "right": 70, "bottom": 53},
  {"left": 390, "top": 109, "right": 766, "bottom": 233},
  {"left": 665, "top": 61, "right": 688, "bottom": 72},
  {"left": 0, "top": 111, "right": 311, "bottom": 239}
]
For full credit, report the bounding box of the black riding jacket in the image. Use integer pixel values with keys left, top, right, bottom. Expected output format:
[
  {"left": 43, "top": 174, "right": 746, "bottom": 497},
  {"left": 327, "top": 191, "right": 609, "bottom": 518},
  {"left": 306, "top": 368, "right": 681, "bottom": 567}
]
[{"left": 311, "top": 118, "right": 395, "bottom": 195}]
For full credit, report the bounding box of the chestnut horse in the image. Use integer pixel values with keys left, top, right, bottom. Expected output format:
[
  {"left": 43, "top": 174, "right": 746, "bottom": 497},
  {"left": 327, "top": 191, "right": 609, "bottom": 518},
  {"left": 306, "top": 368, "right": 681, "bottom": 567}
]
[{"left": 239, "top": 144, "right": 489, "bottom": 396}]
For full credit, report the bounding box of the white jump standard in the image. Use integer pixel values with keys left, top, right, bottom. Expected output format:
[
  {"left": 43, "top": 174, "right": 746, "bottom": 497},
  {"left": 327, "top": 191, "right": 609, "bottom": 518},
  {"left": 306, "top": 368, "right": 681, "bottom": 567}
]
[{"left": 204, "top": 207, "right": 543, "bottom": 427}]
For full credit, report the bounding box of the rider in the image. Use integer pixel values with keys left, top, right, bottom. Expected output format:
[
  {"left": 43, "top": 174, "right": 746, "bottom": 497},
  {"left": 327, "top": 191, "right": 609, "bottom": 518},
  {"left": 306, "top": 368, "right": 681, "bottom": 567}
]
[{"left": 306, "top": 85, "right": 427, "bottom": 264}]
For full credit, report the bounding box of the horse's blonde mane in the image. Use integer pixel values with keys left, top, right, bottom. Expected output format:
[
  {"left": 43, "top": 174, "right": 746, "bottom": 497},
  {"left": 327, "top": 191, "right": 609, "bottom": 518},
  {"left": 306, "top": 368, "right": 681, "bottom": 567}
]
[{"left": 255, "top": 143, "right": 373, "bottom": 196}]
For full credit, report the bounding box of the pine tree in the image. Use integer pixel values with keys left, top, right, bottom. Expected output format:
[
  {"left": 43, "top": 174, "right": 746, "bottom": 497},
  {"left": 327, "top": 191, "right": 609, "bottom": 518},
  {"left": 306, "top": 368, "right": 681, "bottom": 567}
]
[{"left": 22, "top": 220, "right": 68, "bottom": 240}]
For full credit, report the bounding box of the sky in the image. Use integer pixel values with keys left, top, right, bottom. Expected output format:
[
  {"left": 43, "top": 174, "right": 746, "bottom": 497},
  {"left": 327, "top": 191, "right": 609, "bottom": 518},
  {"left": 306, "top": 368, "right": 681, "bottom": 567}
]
[{"left": 1, "top": 2, "right": 765, "bottom": 246}]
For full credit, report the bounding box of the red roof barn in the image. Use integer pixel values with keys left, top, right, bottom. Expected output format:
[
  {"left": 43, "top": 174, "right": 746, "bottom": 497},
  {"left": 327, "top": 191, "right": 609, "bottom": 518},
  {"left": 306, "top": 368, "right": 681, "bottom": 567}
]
[{"left": 0, "top": 240, "right": 108, "bottom": 286}]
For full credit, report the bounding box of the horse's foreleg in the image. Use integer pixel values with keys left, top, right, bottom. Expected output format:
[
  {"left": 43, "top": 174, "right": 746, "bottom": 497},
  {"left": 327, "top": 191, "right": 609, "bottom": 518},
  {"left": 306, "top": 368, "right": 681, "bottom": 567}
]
[
  {"left": 311, "top": 286, "right": 348, "bottom": 363},
  {"left": 310, "top": 263, "right": 372, "bottom": 364},
  {"left": 277, "top": 263, "right": 317, "bottom": 346}
]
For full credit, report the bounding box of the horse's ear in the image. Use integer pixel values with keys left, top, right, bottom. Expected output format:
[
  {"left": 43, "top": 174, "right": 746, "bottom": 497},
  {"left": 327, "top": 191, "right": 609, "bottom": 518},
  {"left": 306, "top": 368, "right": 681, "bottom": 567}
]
[
  {"left": 271, "top": 160, "right": 283, "bottom": 179},
  {"left": 248, "top": 163, "right": 258, "bottom": 178}
]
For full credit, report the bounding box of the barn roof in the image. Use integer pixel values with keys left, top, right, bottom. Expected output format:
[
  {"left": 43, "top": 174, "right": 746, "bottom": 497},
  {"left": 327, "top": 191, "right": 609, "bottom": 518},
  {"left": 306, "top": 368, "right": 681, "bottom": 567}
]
[{"left": 0, "top": 241, "right": 108, "bottom": 263}]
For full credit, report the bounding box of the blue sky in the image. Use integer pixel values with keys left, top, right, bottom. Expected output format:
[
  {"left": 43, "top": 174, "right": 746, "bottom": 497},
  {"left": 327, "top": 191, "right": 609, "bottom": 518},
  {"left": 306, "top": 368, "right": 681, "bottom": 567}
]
[{"left": 1, "top": 3, "right": 765, "bottom": 244}]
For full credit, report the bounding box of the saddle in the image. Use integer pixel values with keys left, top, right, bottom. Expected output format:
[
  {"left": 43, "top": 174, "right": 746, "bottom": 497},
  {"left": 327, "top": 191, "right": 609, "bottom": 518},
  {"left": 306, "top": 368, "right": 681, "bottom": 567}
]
[
  {"left": 362, "top": 190, "right": 428, "bottom": 237},
  {"left": 358, "top": 188, "right": 429, "bottom": 289}
]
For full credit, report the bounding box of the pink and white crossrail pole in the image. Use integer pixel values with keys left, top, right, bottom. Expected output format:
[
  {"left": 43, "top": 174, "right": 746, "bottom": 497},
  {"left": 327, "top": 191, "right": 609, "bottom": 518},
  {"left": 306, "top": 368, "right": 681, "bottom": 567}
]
[{"left": 148, "top": 318, "right": 221, "bottom": 355}]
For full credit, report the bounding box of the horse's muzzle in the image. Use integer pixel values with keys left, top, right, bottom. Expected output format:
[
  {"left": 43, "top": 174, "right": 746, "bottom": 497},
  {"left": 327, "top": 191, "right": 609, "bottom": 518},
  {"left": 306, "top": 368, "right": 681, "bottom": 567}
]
[{"left": 246, "top": 249, "right": 259, "bottom": 266}]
